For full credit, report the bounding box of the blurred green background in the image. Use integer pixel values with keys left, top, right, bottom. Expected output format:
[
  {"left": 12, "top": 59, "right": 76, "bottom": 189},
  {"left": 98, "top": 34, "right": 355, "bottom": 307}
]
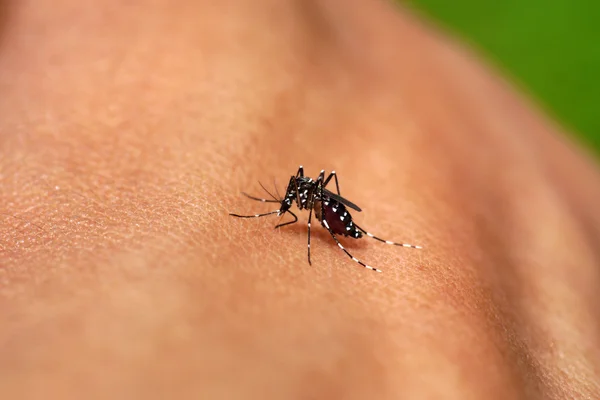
[{"left": 403, "top": 0, "right": 600, "bottom": 156}]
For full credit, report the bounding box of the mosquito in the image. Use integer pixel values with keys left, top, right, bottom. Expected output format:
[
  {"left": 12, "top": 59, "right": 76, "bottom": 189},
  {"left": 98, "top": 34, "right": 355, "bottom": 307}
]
[{"left": 229, "top": 166, "right": 422, "bottom": 272}]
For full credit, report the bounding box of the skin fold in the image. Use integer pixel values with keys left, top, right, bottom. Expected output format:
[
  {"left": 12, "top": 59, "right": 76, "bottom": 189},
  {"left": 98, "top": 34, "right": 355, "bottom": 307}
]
[{"left": 0, "top": 0, "right": 599, "bottom": 398}]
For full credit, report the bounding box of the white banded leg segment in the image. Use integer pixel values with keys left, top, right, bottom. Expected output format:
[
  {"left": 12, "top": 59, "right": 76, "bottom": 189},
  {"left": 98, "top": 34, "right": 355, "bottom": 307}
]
[
  {"left": 229, "top": 210, "right": 281, "bottom": 218},
  {"left": 326, "top": 229, "right": 382, "bottom": 273},
  {"left": 307, "top": 207, "right": 314, "bottom": 265},
  {"left": 323, "top": 170, "right": 341, "bottom": 195},
  {"left": 357, "top": 225, "right": 422, "bottom": 249}
]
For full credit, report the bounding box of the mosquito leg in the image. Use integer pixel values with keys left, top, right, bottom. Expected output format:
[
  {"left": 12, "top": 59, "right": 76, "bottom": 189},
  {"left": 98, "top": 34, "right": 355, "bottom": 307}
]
[
  {"left": 229, "top": 210, "right": 281, "bottom": 218},
  {"left": 306, "top": 206, "right": 314, "bottom": 265},
  {"left": 296, "top": 165, "right": 304, "bottom": 178},
  {"left": 323, "top": 170, "right": 341, "bottom": 195},
  {"left": 274, "top": 210, "right": 298, "bottom": 229},
  {"left": 322, "top": 219, "right": 382, "bottom": 272},
  {"left": 354, "top": 224, "right": 422, "bottom": 249},
  {"left": 317, "top": 169, "right": 325, "bottom": 184}
]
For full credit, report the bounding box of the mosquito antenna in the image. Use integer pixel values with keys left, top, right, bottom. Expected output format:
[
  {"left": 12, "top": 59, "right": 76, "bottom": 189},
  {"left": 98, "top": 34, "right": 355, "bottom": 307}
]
[
  {"left": 258, "top": 181, "right": 280, "bottom": 202},
  {"left": 241, "top": 192, "right": 280, "bottom": 203},
  {"left": 273, "top": 177, "right": 282, "bottom": 201}
]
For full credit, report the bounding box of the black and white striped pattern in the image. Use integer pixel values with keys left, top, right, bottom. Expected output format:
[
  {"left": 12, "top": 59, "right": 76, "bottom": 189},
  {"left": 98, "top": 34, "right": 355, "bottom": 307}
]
[
  {"left": 322, "top": 220, "right": 382, "bottom": 272},
  {"left": 229, "top": 210, "right": 281, "bottom": 218},
  {"left": 229, "top": 166, "right": 423, "bottom": 274},
  {"left": 355, "top": 224, "right": 422, "bottom": 249}
]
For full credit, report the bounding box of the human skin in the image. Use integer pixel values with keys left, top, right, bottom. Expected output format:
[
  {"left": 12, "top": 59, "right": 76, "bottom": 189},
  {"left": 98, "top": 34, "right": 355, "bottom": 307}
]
[{"left": 1, "top": 0, "right": 599, "bottom": 398}]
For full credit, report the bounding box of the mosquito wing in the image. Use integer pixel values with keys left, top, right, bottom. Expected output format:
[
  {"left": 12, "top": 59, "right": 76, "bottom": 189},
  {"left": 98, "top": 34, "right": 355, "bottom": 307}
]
[{"left": 322, "top": 188, "right": 362, "bottom": 212}]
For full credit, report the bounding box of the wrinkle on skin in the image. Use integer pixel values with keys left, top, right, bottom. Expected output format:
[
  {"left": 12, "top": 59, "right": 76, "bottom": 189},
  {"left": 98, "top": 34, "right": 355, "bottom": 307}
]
[{"left": 0, "top": 0, "right": 599, "bottom": 399}]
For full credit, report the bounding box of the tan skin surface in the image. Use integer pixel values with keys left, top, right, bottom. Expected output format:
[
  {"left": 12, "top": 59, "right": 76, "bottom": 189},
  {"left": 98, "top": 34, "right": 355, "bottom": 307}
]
[{"left": 1, "top": 0, "right": 600, "bottom": 398}]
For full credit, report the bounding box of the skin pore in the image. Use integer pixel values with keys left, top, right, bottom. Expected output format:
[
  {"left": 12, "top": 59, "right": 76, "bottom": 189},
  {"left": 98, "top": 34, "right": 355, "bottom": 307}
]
[{"left": 1, "top": 0, "right": 599, "bottom": 398}]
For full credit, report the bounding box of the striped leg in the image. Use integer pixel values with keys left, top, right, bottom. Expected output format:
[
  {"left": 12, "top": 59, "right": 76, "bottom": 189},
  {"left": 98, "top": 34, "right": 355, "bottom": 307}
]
[
  {"left": 354, "top": 224, "right": 422, "bottom": 249},
  {"left": 229, "top": 210, "right": 281, "bottom": 218},
  {"left": 317, "top": 169, "right": 325, "bottom": 182},
  {"left": 323, "top": 170, "right": 341, "bottom": 195},
  {"left": 274, "top": 210, "right": 298, "bottom": 229},
  {"left": 322, "top": 219, "right": 382, "bottom": 273},
  {"left": 307, "top": 206, "right": 314, "bottom": 265}
]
